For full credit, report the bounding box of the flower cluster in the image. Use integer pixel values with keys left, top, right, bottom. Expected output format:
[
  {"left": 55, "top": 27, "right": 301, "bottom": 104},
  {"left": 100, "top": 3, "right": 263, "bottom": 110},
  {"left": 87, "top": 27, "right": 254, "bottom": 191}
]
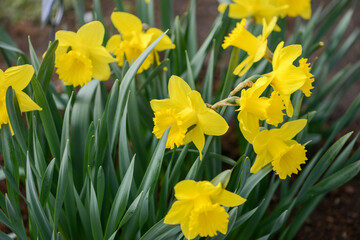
[
  {"left": 218, "top": 0, "right": 312, "bottom": 25},
  {"left": 221, "top": 8, "right": 314, "bottom": 178}
]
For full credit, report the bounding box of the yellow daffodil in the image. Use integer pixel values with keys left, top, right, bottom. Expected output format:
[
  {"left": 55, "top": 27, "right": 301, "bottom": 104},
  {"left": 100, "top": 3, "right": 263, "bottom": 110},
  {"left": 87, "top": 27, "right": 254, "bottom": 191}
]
[
  {"left": 237, "top": 77, "right": 284, "bottom": 143},
  {"left": 150, "top": 76, "right": 228, "bottom": 159},
  {"left": 55, "top": 21, "right": 115, "bottom": 87},
  {"left": 250, "top": 119, "right": 308, "bottom": 179},
  {"left": 222, "top": 17, "right": 277, "bottom": 76},
  {"left": 106, "top": 12, "right": 175, "bottom": 74},
  {"left": 267, "top": 41, "right": 313, "bottom": 117},
  {"left": 218, "top": 0, "right": 285, "bottom": 25},
  {"left": 164, "top": 180, "right": 246, "bottom": 239},
  {"left": 274, "top": 0, "right": 312, "bottom": 19},
  {"left": 0, "top": 65, "right": 42, "bottom": 134}
]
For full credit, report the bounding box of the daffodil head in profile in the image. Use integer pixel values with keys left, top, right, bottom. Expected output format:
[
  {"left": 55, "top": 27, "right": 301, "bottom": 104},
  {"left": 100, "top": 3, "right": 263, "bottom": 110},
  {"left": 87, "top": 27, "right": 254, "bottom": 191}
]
[
  {"left": 0, "top": 65, "right": 42, "bottom": 134},
  {"left": 222, "top": 17, "right": 277, "bottom": 77},
  {"left": 150, "top": 76, "right": 228, "bottom": 159},
  {"left": 250, "top": 119, "right": 308, "bottom": 179},
  {"left": 54, "top": 21, "right": 115, "bottom": 87},
  {"left": 267, "top": 41, "right": 314, "bottom": 117},
  {"left": 236, "top": 76, "right": 285, "bottom": 143},
  {"left": 106, "top": 12, "right": 175, "bottom": 74},
  {"left": 164, "top": 180, "right": 246, "bottom": 239}
]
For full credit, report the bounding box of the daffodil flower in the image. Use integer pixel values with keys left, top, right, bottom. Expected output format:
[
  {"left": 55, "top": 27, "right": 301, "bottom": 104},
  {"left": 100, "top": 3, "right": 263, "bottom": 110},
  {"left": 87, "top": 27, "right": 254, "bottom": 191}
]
[
  {"left": 218, "top": 0, "right": 285, "bottom": 25},
  {"left": 250, "top": 119, "right": 308, "bottom": 179},
  {"left": 55, "top": 21, "right": 115, "bottom": 87},
  {"left": 237, "top": 76, "right": 285, "bottom": 143},
  {"left": 164, "top": 180, "right": 246, "bottom": 239},
  {"left": 150, "top": 76, "right": 228, "bottom": 159},
  {"left": 106, "top": 12, "right": 175, "bottom": 74},
  {"left": 274, "top": 0, "right": 312, "bottom": 19},
  {"left": 0, "top": 65, "right": 42, "bottom": 134},
  {"left": 222, "top": 17, "right": 277, "bottom": 76},
  {"left": 267, "top": 41, "right": 314, "bottom": 117}
]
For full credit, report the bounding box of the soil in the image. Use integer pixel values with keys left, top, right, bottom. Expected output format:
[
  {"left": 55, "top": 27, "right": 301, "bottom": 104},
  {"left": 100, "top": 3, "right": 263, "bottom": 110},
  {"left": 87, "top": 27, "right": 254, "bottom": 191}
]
[{"left": 0, "top": 0, "right": 359, "bottom": 239}]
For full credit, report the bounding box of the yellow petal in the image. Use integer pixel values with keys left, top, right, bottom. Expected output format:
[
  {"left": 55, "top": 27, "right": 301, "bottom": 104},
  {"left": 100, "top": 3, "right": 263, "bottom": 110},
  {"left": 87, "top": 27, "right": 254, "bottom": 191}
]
[
  {"left": 150, "top": 99, "right": 178, "bottom": 112},
  {"left": 146, "top": 28, "right": 175, "bottom": 51},
  {"left": 250, "top": 151, "right": 273, "bottom": 174},
  {"left": 174, "top": 180, "right": 198, "bottom": 200},
  {"left": 89, "top": 47, "right": 115, "bottom": 81},
  {"left": 111, "top": 12, "right": 142, "bottom": 35},
  {"left": 211, "top": 187, "right": 246, "bottom": 207},
  {"left": 218, "top": 4, "right": 248, "bottom": 19},
  {"left": 55, "top": 30, "right": 78, "bottom": 47},
  {"left": 77, "top": 21, "right": 104, "bottom": 46},
  {"left": 275, "top": 119, "right": 307, "bottom": 140},
  {"left": 237, "top": 110, "right": 259, "bottom": 144},
  {"left": 198, "top": 108, "right": 228, "bottom": 136},
  {"left": 168, "top": 75, "right": 192, "bottom": 104},
  {"left": 184, "top": 126, "right": 205, "bottom": 160},
  {"left": 3, "top": 65, "right": 34, "bottom": 90},
  {"left": 15, "top": 91, "right": 42, "bottom": 112},
  {"left": 164, "top": 200, "right": 193, "bottom": 225},
  {"left": 106, "top": 35, "right": 121, "bottom": 53}
]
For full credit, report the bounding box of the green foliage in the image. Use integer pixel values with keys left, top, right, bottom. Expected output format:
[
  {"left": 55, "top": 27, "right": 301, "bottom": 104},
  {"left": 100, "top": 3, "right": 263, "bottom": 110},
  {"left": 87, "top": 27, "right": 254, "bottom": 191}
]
[{"left": 0, "top": 0, "right": 359, "bottom": 239}]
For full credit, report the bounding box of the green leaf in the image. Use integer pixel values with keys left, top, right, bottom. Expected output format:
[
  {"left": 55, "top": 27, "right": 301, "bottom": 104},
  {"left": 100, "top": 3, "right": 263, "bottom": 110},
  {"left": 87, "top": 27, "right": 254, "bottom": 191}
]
[
  {"left": 5, "top": 195, "right": 27, "bottom": 240},
  {"left": 60, "top": 93, "right": 73, "bottom": 159},
  {"left": 90, "top": 183, "right": 103, "bottom": 239},
  {"left": 310, "top": 160, "right": 360, "bottom": 195},
  {"left": 239, "top": 165, "right": 272, "bottom": 198},
  {"left": 297, "top": 132, "right": 352, "bottom": 198},
  {"left": 118, "top": 191, "right": 144, "bottom": 229},
  {"left": 28, "top": 37, "right": 40, "bottom": 73},
  {"left": 37, "top": 40, "right": 58, "bottom": 92},
  {"left": 138, "top": 127, "right": 170, "bottom": 195},
  {"left": 5, "top": 87, "right": 27, "bottom": 155},
  {"left": 139, "top": 218, "right": 180, "bottom": 240},
  {"left": 26, "top": 153, "right": 52, "bottom": 240},
  {"left": 39, "top": 159, "right": 55, "bottom": 206},
  {"left": 104, "top": 156, "right": 135, "bottom": 239},
  {"left": 54, "top": 141, "right": 70, "bottom": 233},
  {"left": 73, "top": 186, "right": 93, "bottom": 240},
  {"left": 211, "top": 169, "right": 232, "bottom": 188},
  {"left": 118, "top": 31, "right": 170, "bottom": 112},
  {"left": 31, "top": 76, "right": 61, "bottom": 165}
]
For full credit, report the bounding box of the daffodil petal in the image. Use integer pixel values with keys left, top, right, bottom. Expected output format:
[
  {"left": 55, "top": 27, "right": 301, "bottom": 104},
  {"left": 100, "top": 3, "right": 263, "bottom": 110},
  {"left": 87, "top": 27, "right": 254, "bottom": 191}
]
[
  {"left": 237, "top": 110, "right": 259, "bottom": 144},
  {"left": 174, "top": 180, "right": 198, "bottom": 200},
  {"left": 77, "top": 21, "right": 104, "bottom": 46},
  {"left": 150, "top": 99, "right": 180, "bottom": 112},
  {"left": 211, "top": 188, "right": 246, "bottom": 207},
  {"left": 164, "top": 200, "right": 193, "bottom": 224},
  {"left": 106, "top": 35, "right": 121, "bottom": 53},
  {"left": 146, "top": 28, "right": 175, "bottom": 51},
  {"left": 184, "top": 126, "right": 205, "bottom": 160},
  {"left": 198, "top": 109, "right": 228, "bottom": 136},
  {"left": 250, "top": 151, "right": 273, "bottom": 173},
  {"left": 111, "top": 12, "right": 143, "bottom": 35},
  {"left": 3, "top": 65, "right": 34, "bottom": 90},
  {"left": 168, "top": 75, "right": 192, "bottom": 105},
  {"left": 275, "top": 119, "right": 307, "bottom": 140},
  {"left": 55, "top": 30, "right": 77, "bottom": 47},
  {"left": 15, "top": 91, "right": 42, "bottom": 112}
]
